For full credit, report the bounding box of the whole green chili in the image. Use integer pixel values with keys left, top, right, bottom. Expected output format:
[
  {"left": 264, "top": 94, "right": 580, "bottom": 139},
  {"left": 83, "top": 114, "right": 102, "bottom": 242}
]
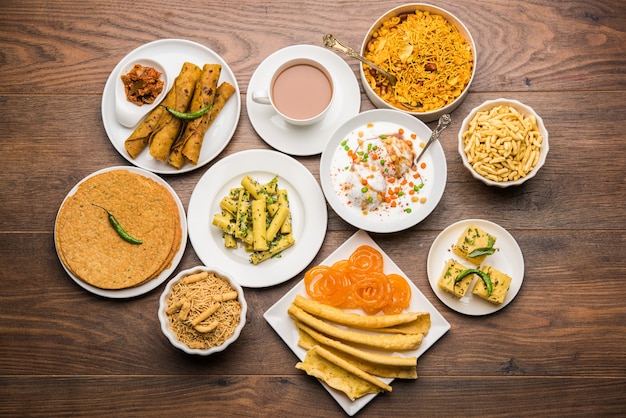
[
  {"left": 455, "top": 268, "right": 493, "bottom": 296},
  {"left": 165, "top": 103, "right": 212, "bottom": 119},
  {"left": 92, "top": 204, "right": 142, "bottom": 245}
]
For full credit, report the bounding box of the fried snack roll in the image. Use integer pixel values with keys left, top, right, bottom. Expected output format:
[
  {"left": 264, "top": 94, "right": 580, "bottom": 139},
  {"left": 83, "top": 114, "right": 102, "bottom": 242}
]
[
  {"left": 181, "top": 81, "right": 236, "bottom": 165},
  {"left": 168, "top": 63, "right": 221, "bottom": 169},
  {"left": 295, "top": 321, "right": 417, "bottom": 367},
  {"left": 293, "top": 295, "right": 425, "bottom": 329},
  {"left": 124, "top": 93, "right": 173, "bottom": 159},
  {"left": 148, "top": 62, "right": 202, "bottom": 162},
  {"left": 296, "top": 324, "right": 417, "bottom": 379},
  {"left": 288, "top": 305, "right": 423, "bottom": 351},
  {"left": 296, "top": 345, "right": 392, "bottom": 401}
]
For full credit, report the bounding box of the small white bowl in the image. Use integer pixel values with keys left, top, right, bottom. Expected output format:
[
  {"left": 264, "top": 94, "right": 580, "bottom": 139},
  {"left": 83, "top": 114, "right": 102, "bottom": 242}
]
[
  {"left": 360, "top": 3, "right": 476, "bottom": 122},
  {"left": 458, "top": 98, "right": 549, "bottom": 187},
  {"left": 115, "top": 58, "right": 168, "bottom": 128},
  {"left": 158, "top": 266, "right": 247, "bottom": 355}
]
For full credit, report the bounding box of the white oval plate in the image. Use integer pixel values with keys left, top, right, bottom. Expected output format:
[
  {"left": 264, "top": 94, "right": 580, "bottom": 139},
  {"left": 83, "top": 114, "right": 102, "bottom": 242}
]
[
  {"left": 187, "top": 149, "right": 328, "bottom": 288},
  {"left": 102, "top": 38, "right": 241, "bottom": 174},
  {"left": 320, "top": 109, "right": 447, "bottom": 233},
  {"left": 427, "top": 219, "right": 525, "bottom": 315},
  {"left": 54, "top": 166, "right": 187, "bottom": 298},
  {"left": 246, "top": 44, "right": 361, "bottom": 156},
  {"left": 264, "top": 230, "right": 451, "bottom": 416}
]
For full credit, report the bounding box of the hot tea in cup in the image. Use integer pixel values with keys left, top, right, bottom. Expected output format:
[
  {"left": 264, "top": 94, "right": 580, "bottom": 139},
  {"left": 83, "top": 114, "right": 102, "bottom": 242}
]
[{"left": 252, "top": 58, "right": 334, "bottom": 126}]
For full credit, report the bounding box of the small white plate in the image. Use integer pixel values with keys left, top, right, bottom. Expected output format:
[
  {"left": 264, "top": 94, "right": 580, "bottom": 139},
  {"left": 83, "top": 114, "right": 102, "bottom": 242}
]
[
  {"left": 264, "top": 230, "right": 451, "bottom": 416},
  {"left": 187, "top": 149, "right": 328, "bottom": 288},
  {"left": 54, "top": 166, "right": 187, "bottom": 298},
  {"left": 246, "top": 44, "right": 361, "bottom": 156},
  {"left": 427, "top": 219, "right": 525, "bottom": 315},
  {"left": 320, "top": 109, "right": 447, "bottom": 233},
  {"left": 101, "top": 38, "right": 241, "bottom": 174}
]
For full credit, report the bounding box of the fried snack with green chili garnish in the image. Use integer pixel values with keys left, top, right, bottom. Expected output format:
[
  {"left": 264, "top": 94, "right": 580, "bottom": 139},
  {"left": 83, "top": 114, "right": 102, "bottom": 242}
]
[
  {"left": 452, "top": 224, "right": 497, "bottom": 265},
  {"left": 437, "top": 259, "right": 474, "bottom": 298},
  {"left": 55, "top": 170, "right": 181, "bottom": 290},
  {"left": 149, "top": 62, "right": 202, "bottom": 162},
  {"left": 181, "top": 81, "right": 236, "bottom": 166},
  {"left": 471, "top": 265, "right": 512, "bottom": 304},
  {"left": 168, "top": 63, "right": 221, "bottom": 169}
]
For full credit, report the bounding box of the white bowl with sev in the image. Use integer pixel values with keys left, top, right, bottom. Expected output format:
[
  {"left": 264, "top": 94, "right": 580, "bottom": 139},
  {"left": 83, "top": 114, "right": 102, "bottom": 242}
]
[
  {"left": 158, "top": 266, "right": 247, "bottom": 355},
  {"left": 458, "top": 98, "right": 549, "bottom": 187},
  {"left": 360, "top": 3, "right": 476, "bottom": 122}
]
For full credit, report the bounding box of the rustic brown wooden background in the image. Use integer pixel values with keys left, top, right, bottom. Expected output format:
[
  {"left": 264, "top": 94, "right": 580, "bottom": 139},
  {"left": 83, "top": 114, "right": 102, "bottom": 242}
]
[{"left": 1, "top": 0, "right": 625, "bottom": 416}]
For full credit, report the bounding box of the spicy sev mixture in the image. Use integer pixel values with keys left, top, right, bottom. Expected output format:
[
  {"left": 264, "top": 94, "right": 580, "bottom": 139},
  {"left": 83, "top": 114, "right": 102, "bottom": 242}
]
[
  {"left": 363, "top": 9, "right": 474, "bottom": 112},
  {"left": 165, "top": 271, "right": 242, "bottom": 350}
]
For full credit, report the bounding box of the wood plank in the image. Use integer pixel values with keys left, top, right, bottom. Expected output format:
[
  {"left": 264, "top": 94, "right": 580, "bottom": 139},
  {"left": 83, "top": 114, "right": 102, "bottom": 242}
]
[{"left": 1, "top": 376, "right": 624, "bottom": 416}]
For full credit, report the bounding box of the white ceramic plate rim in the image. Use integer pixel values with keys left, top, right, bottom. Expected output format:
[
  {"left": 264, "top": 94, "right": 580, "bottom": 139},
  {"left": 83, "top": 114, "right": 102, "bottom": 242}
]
[
  {"left": 246, "top": 44, "right": 361, "bottom": 156},
  {"left": 427, "top": 218, "right": 525, "bottom": 315},
  {"left": 157, "top": 265, "right": 248, "bottom": 355},
  {"left": 264, "top": 229, "right": 451, "bottom": 416},
  {"left": 101, "top": 38, "right": 241, "bottom": 174},
  {"left": 320, "top": 108, "right": 447, "bottom": 233},
  {"left": 54, "top": 166, "right": 188, "bottom": 298},
  {"left": 187, "top": 149, "right": 328, "bottom": 288}
]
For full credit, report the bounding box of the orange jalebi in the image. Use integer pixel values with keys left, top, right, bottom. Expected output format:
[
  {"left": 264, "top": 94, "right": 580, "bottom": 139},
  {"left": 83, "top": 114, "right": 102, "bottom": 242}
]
[
  {"left": 383, "top": 273, "right": 412, "bottom": 314},
  {"left": 304, "top": 245, "right": 412, "bottom": 315},
  {"left": 349, "top": 245, "right": 384, "bottom": 273}
]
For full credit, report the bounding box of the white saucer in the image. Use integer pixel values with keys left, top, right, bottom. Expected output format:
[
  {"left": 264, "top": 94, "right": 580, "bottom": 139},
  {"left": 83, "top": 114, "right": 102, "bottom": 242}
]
[{"left": 246, "top": 44, "right": 361, "bottom": 156}]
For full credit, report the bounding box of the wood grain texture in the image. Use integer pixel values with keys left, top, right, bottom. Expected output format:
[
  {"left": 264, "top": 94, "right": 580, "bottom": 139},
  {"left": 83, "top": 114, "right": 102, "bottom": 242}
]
[{"left": 0, "top": 0, "right": 625, "bottom": 416}]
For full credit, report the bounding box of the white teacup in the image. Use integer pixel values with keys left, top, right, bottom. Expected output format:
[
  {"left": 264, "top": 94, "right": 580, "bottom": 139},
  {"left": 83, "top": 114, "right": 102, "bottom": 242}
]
[{"left": 252, "top": 58, "right": 334, "bottom": 126}]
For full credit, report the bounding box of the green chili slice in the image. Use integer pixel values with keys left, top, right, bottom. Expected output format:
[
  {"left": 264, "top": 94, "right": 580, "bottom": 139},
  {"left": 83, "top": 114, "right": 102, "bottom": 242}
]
[
  {"left": 165, "top": 104, "right": 212, "bottom": 120},
  {"left": 467, "top": 235, "right": 496, "bottom": 258},
  {"left": 455, "top": 268, "right": 493, "bottom": 296},
  {"left": 92, "top": 204, "right": 142, "bottom": 245}
]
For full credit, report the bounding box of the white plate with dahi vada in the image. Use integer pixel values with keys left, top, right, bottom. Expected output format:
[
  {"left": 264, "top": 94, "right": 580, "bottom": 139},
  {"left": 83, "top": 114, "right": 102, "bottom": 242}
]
[
  {"left": 54, "top": 166, "right": 187, "bottom": 298},
  {"left": 264, "top": 230, "right": 450, "bottom": 416},
  {"left": 320, "top": 109, "right": 447, "bottom": 233}
]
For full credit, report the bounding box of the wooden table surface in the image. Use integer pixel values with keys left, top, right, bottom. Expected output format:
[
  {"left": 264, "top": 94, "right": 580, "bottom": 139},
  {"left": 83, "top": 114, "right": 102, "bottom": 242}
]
[{"left": 1, "top": 0, "right": 625, "bottom": 416}]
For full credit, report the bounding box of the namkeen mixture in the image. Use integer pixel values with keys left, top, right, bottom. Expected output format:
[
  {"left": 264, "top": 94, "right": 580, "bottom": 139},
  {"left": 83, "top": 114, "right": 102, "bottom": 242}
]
[
  {"left": 121, "top": 64, "right": 164, "bottom": 106},
  {"left": 363, "top": 10, "right": 473, "bottom": 112},
  {"left": 165, "top": 270, "right": 242, "bottom": 350}
]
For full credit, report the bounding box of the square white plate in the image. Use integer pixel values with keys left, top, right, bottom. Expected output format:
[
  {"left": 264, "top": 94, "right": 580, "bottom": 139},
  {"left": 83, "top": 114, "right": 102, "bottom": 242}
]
[{"left": 264, "top": 230, "right": 450, "bottom": 415}]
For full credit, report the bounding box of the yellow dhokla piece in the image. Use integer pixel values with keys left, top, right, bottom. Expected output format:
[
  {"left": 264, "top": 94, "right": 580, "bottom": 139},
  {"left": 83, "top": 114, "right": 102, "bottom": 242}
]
[
  {"left": 472, "top": 265, "right": 512, "bottom": 304},
  {"left": 438, "top": 259, "right": 473, "bottom": 298},
  {"left": 452, "top": 224, "right": 497, "bottom": 265}
]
